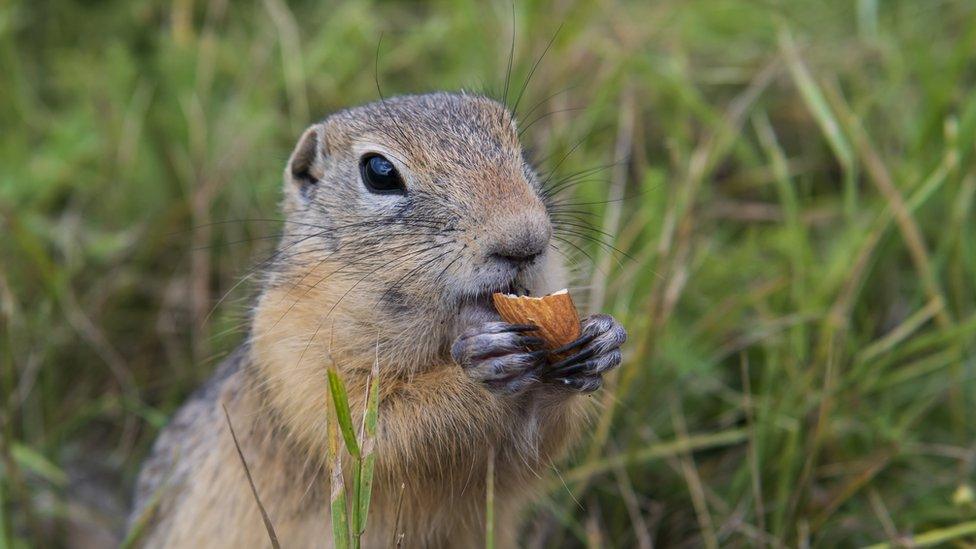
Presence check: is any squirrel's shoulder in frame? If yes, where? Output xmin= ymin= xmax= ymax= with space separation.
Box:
xmin=129 ymin=344 xmax=249 ymax=524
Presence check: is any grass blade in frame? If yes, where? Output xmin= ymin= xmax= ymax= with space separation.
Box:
xmin=326 ymin=386 xmax=350 ymax=549
xmin=864 ymin=520 xmax=976 ymax=548
xmin=10 ymin=444 xmax=67 ymax=486
xmin=356 ymin=351 xmax=381 ymax=537
xmin=557 ymin=429 xmax=747 ymax=487
xmin=778 ymin=26 xmax=857 ymax=218
xmin=328 ymin=368 xmax=361 ymax=459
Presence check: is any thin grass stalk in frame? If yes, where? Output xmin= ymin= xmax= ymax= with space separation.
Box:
xmin=351 ymin=460 xmax=361 ymax=549
xmin=739 ymin=354 xmax=767 ymax=538
xmin=670 ymin=400 xmax=718 ymax=549
xmin=753 ymin=110 xmax=809 ymax=365
xmin=390 ymin=482 xmax=406 ymax=547
xmin=222 ymin=405 xmax=281 ymax=549
xmin=119 ymin=482 xmax=166 ymax=549
xmin=587 ymin=84 xmax=635 ymax=315
xmin=0 ymin=479 xmax=8 ymax=549
xmin=485 ymin=447 xmax=495 ymax=549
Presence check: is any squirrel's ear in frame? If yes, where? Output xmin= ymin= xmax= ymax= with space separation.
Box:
xmin=284 ymin=123 xmax=327 ymax=201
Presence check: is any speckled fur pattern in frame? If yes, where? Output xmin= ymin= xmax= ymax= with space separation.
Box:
xmin=130 ymin=92 xmax=624 ymax=547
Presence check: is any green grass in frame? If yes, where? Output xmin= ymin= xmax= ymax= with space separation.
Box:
xmin=2 ymin=0 xmax=976 ymax=546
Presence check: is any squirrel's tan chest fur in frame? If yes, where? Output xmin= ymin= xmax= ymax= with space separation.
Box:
xmin=130 ymin=93 xmax=594 ymax=548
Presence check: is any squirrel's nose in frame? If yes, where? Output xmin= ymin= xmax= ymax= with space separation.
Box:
xmin=487 ymin=223 xmax=550 ymax=268
xmin=490 ymin=249 xmax=542 ymax=267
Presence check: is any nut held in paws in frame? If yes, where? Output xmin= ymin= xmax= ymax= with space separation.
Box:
xmin=491 ymin=289 xmax=582 ymax=349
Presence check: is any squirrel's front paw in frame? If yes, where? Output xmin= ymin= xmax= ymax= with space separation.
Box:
xmin=451 ymin=322 xmax=547 ymax=395
xmin=543 ymin=314 xmax=627 ymax=393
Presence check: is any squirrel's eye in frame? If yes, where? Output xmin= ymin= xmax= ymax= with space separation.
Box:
xmin=359 ymin=154 xmax=405 ymax=195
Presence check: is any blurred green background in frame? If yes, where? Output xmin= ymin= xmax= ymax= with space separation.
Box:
xmin=2 ymin=0 xmax=976 ymax=546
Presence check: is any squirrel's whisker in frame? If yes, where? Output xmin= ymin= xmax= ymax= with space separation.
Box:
xmin=293 ymin=243 xmax=450 ymax=369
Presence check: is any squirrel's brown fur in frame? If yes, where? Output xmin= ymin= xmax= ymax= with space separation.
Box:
xmin=130 ymin=93 xmax=590 ymax=547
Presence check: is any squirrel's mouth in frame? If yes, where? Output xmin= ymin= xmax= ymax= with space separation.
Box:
xmin=476 ymin=280 xmax=531 ymax=301
xmin=455 ymin=280 xmax=530 ymax=329
xmin=500 ymin=280 xmax=531 ymax=297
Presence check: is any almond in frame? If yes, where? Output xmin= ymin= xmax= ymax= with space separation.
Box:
xmin=491 ymin=289 xmax=581 ymax=350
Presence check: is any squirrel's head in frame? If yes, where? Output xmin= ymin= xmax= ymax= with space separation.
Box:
xmin=273 ymin=92 xmax=564 ymax=342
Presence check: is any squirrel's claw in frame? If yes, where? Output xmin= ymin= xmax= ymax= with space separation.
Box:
xmin=552 ymin=375 xmax=604 ymax=393
xmin=544 ymin=314 xmax=626 ymax=390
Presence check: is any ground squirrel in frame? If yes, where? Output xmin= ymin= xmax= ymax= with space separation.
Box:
xmin=130 ymin=92 xmax=627 ymax=547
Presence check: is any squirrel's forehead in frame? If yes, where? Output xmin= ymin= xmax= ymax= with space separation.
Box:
xmin=326 ymin=94 xmax=521 ymax=153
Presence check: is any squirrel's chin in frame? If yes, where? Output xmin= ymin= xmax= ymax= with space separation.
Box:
xmin=453 ymin=292 xmax=502 ymax=333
